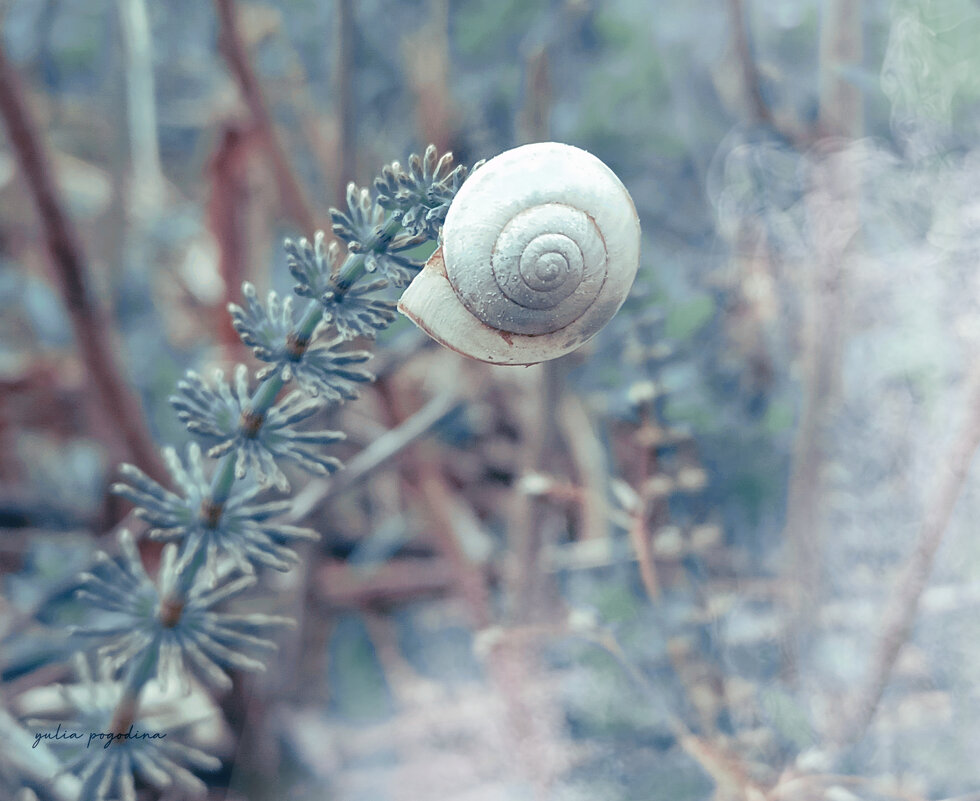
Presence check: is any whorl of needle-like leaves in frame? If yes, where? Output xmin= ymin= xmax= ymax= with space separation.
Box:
xmin=112 ymin=444 xmax=317 ymax=575
xmin=170 ymin=365 xmax=345 ymax=491
xmin=25 ymin=657 xmax=221 ymax=801
xmin=72 ymin=530 xmax=293 ymax=691
xmin=227 ymin=284 xmax=377 ymax=395
xmin=51 ymin=143 xmax=481 ymax=800
xmin=329 ymin=183 xmax=427 ymax=286
xmin=285 ymin=232 xmax=404 ymax=334
xmin=374 ymin=144 xmax=484 ymax=241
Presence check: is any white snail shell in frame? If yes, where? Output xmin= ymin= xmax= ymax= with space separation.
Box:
xmin=397 ymin=141 xmax=641 ymax=365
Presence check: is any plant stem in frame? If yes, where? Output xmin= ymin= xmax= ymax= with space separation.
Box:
xmin=173 ymin=541 xmax=209 ymax=599
xmin=213 ymin=0 xmax=318 ymax=234
xmin=107 ymin=640 xmax=159 ymax=736
xmin=783 ymin=144 xmax=862 ymax=670
xmin=209 ymin=455 xmax=239 ymax=508
xmin=248 ymin=373 xmax=287 ymax=420
xmin=0 ymin=38 xmax=168 ymax=487
xmin=727 ymin=0 xmax=775 ymax=128
xmin=113 ymin=243 xmax=387 ymax=725
xmin=842 ymin=365 xmax=980 ymax=741
xmin=101 ymin=124 xmax=412 ymax=753
xmin=204 ymin=249 xmax=370 ymax=506
xmin=818 ymin=0 xmax=863 ymax=138
xmin=196 ymin=232 xmax=392 ymax=560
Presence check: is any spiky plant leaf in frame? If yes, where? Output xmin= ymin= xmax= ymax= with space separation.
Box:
xmin=72 ymin=531 xmax=293 ymax=691
xmin=170 ymin=365 xmax=344 ymax=491
xmin=374 ymin=144 xmax=484 ymax=240
xmin=112 ymin=444 xmax=318 ymax=576
xmin=330 ymin=183 xmax=426 ymax=286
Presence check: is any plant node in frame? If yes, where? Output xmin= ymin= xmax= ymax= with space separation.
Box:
xmin=199 ymin=497 xmax=224 ymax=529
xmin=286 ymin=331 xmax=310 ymax=359
xmin=240 ymin=407 xmax=265 ymax=438
xmin=159 ymin=595 xmax=185 ymax=629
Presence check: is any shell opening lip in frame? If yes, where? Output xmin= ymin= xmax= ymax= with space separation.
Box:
xmin=397 ymin=247 xmax=615 ymax=366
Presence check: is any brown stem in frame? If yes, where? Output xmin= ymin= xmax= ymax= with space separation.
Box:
xmin=317 ymin=557 xmax=460 ymax=607
xmin=207 ymin=120 xmax=264 ymax=356
xmin=288 ymin=391 xmax=461 ymax=520
xmin=518 ymin=44 xmax=552 ymax=143
xmin=843 ymin=366 xmax=980 ymax=741
xmin=783 ymin=143 xmax=860 ymax=657
xmin=726 ymin=0 xmax=774 ymax=127
xmin=628 ymin=500 xmax=661 ymax=602
xmin=508 ymin=363 xmax=563 ymax=624
xmin=557 ymin=394 xmax=608 ymax=542
xmin=0 ymin=41 xmax=167 ymax=486
xmin=818 ymin=0 xmax=863 ymax=138
xmin=214 ymin=0 xmax=318 ymax=235
xmin=413 ymin=458 xmax=493 ymax=628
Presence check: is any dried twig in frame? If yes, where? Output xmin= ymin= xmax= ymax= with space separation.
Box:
xmin=411 ymin=450 xmax=493 ymax=628
xmin=213 ymin=0 xmax=317 ymax=234
xmin=506 ymin=364 xmax=560 ymax=623
xmin=0 ymin=40 xmax=167 ymax=485
xmin=586 ymin=629 xmax=765 ymax=800
xmin=207 ymin=120 xmax=264 ymax=353
xmin=818 ymin=0 xmax=863 ymax=138
xmin=289 ymin=390 xmax=462 ymax=520
xmin=317 ymin=557 xmax=459 ymax=607
xmin=726 ymin=0 xmax=774 ymax=128
xmin=627 ymin=498 xmax=661 ymax=601
xmin=518 ymin=44 xmax=551 ymax=143
xmin=843 ymin=366 xmax=980 ymax=741
xmin=373 ymin=379 xmax=493 ymax=628
xmin=783 ymin=143 xmax=861 ymax=652
xmin=557 ymin=394 xmax=609 ymax=542
xmin=401 ymin=0 xmax=453 ymax=154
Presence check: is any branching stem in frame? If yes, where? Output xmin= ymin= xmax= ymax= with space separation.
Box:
xmin=98 ymin=140 xmax=438 ymax=761
xmin=131 ymin=224 xmax=400 ymax=711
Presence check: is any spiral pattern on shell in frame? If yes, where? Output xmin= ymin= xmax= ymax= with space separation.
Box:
xmin=441 ymin=142 xmax=640 ymax=337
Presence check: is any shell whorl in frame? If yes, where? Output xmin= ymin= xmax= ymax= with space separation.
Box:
xmin=442 ymin=142 xmax=639 ymax=337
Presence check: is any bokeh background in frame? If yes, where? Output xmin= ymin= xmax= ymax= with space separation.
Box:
xmin=3 ymin=0 xmax=980 ymax=799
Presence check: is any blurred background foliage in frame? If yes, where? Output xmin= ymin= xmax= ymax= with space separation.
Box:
xmin=4 ymin=0 xmax=980 ymax=799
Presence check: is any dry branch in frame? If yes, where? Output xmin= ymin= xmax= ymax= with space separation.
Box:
xmin=843 ymin=366 xmax=980 ymax=740
xmin=819 ymin=0 xmax=863 ymax=138
xmin=207 ymin=120 xmax=264 ymax=353
xmin=726 ymin=0 xmax=774 ymax=128
xmin=0 ymin=40 xmax=167 ymax=486
xmin=214 ymin=0 xmax=318 ymax=235
xmin=289 ymin=390 xmax=462 ymax=520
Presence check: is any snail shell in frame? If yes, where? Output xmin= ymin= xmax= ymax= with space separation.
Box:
xmin=397 ymin=141 xmax=641 ymax=365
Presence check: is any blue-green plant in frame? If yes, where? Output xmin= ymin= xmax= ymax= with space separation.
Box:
xmin=23 ymin=145 xmax=480 ymax=801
